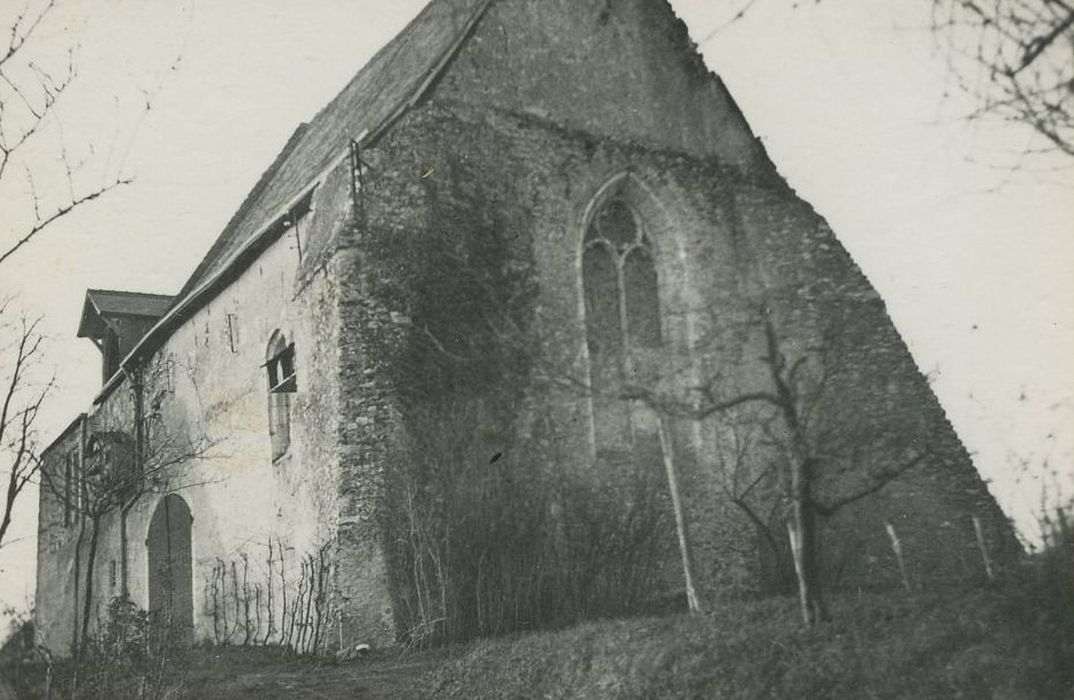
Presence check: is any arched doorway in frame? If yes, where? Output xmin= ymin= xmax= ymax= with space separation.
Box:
xmin=147 ymin=494 xmax=194 ymax=644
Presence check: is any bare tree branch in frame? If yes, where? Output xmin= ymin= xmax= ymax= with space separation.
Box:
xmin=814 ymin=449 xmax=932 ymax=517
xmin=0 ymin=178 xmax=131 ymax=268
xmin=0 ymin=0 xmax=186 ymax=271
xmin=0 ymin=307 xmax=50 ymax=549
xmin=934 ymin=0 xmax=1074 ymax=160
xmin=1 ymin=0 xmax=57 ymax=68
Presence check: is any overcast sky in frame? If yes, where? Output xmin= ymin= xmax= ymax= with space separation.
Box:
xmin=1 ymin=0 xmax=1071 ymax=629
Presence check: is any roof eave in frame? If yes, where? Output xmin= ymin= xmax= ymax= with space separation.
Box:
xmin=90 ymin=0 xmax=500 ymax=405
xmin=92 ymin=185 xmax=319 ymax=406
xmin=76 ymin=295 xmax=104 ymax=339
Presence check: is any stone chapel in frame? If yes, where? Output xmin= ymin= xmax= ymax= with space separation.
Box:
xmin=36 ymin=0 xmax=1016 ymax=654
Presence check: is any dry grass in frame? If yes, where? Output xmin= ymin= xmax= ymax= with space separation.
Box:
xmin=423 ymin=563 xmax=1074 ymax=699
xmin=6 ymin=554 xmax=1072 ymax=699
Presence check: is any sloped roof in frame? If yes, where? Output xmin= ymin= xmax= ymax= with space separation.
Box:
xmin=175 ymin=124 xmax=310 ymax=299
xmin=175 ymin=0 xmax=494 ymax=299
xmin=83 ymin=289 xmax=174 ymax=318
xmin=77 ymin=289 xmax=174 ymax=339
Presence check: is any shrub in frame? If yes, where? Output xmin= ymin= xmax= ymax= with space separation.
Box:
xmin=55 ymin=596 xmax=184 ymax=699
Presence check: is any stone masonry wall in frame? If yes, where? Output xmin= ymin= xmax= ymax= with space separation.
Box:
xmin=336 ymin=94 xmax=1015 ymax=618
xmin=438 ymin=0 xmax=770 ymax=173
xmin=35 ymin=424 xmax=84 ymax=653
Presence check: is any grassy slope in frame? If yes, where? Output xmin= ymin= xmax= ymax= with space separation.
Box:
xmin=7 ymin=565 xmax=1072 ymax=698
xmin=423 ymin=573 xmax=1074 ymax=699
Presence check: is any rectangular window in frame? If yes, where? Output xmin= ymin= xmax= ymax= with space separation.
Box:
xmin=226 ymin=314 xmax=240 ymax=353
xmin=109 ymin=560 xmax=117 ymax=590
xmin=62 ymin=448 xmax=82 ymax=526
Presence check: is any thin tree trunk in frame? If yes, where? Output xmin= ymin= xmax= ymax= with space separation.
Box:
xmin=72 ymin=417 xmax=87 ymax=655
xmin=122 ymin=365 xmax=144 ymax=600
xmin=119 ymin=499 xmax=138 ymax=599
xmin=972 ymin=515 xmax=996 ymax=581
xmin=41 ymin=647 xmax=52 ymax=700
xmin=0 ymin=470 xmax=18 ymax=547
xmin=788 ymin=458 xmax=827 ymax=626
xmin=656 ymin=413 xmax=702 ymax=613
xmin=885 ymin=522 xmax=912 ymax=592
xmin=787 ymin=520 xmax=809 ymax=621
xmin=71 ymin=521 xmax=85 ymax=654
xmin=80 ymin=515 xmax=102 ymax=654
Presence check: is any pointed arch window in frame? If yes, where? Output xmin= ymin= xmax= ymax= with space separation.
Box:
xmin=266 ymin=331 xmax=296 ymax=461
xmin=582 ymin=197 xmax=663 ymax=450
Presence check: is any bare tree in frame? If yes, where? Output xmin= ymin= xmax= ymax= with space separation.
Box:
xmin=414 ymin=223 xmax=939 ymax=626
xmin=705 ymin=0 xmax=1074 ymax=163
xmin=620 ymin=306 xmax=934 ymax=626
xmin=38 ymin=359 xmax=227 ymax=654
xmin=0 ymin=0 xmax=134 ymax=268
xmin=932 ymin=0 xmax=1074 ymax=160
xmin=708 ymin=402 xmax=792 ymax=590
xmin=0 ymin=0 xmax=180 ymax=572
xmin=0 ymin=303 xmax=51 ymax=549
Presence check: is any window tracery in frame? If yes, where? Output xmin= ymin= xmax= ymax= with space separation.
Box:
xmin=582 ymin=197 xmax=663 ymax=450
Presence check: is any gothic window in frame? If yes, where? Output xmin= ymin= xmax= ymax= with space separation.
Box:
xmin=266 ymin=332 xmax=296 ymax=461
xmin=582 ymin=197 xmax=663 ymax=450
